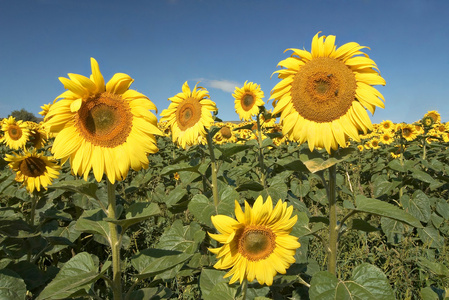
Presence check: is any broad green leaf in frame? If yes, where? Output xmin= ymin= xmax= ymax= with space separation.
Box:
xmin=156 ymin=220 xmax=205 ymax=254
xmin=160 ymin=162 xmax=201 ymax=175
xmin=199 ymin=268 xmax=229 ymax=298
xmin=435 ymin=198 xmax=449 ymax=220
xmin=217 ymin=144 xmax=252 ymax=160
xmin=188 ymin=188 xmax=235 ymax=228
xmin=302 ymin=148 xmax=355 ymax=173
xmin=400 ymin=191 xmax=431 ymax=223
xmin=236 ymin=181 xmax=264 ymax=192
xmin=75 ymin=209 xmax=110 ymax=241
xmin=126 ymin=287 xmax=172 ymax=300
xmin=48 ymin=180 xmax=98 ymax=200
xmin=131 ymin=248 xmax=193 ymax=279
xmin=354 ymin=195 xmax=422 ymax=228
xmin=105 ymin=202 xmax=161 ymax=230
xmin=417 ymin=225 xmax=444 ymax=249
xmin=420 ymin=287 xmax=440 ymax=300
xmin=351 ymin=219 xmax=380 ymax=232
xmin=276 ymin=158 xmax=309 ymax=173
xmin=373 ymin=175 xmax=401 ymax=198
xmin=310 ymin=263 xmax=394 ymax=300
xmin=7 ymin=261 xmax=48 ymax=291
xmin=411 ymin=169 xmax=443 ymax=190
xmin=164 ymin=185 xmax=188 ymax=208
xmin=37 ymin=252 xmax=104 ymax=300
xmin=41 ymin=221 xmax=81 ymax=255
xmin=207 ymin=283 xmax=237 ymax=300
xmin=291 ymin=179 xmax=310 ymax=198
xmin=380 ymin=217 xmax=405 ymax=244
xmin=417 ymin=257 xmax=449 ymax=278
xmin=0 ymin=269 xmax=27 ymax=300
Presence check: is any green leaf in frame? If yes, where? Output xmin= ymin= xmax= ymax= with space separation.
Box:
xmin=105 ymin=202 xmax=161 ymax=231
xmin=188 ymin=187 xmax=235 ymax=228
xmin=276 ymin=158 xmax=309 ymax=173
xmin=400 ymin=191 xmax=431 ymax=223
xmin=354 ymin=195 xmax=422 ymax=228
xmin=217 ymin=144 xmax=252 ymax=160
xmin=48 ymin=180 xmax=98 ymax=200
xmin=75 ymin=209 xmax=110 ymax=240
xmin=131 ymin=248 xmax=193 ymax=279
xmin=199 ymin=269 xmax=229 ymax=298
xmin=310 ymin=263 xmax=394 ymax=300
xmin=417 ymin=257 xmax=449 ymax=278
xmin=0 ymin=269 xmax=27 ymax=300
xmin=126 ymin=287 xmax=172 ymax=300
xmin=37 ymin=252 xmax=104 ymax=300
xmin=160 ymin=162 xmax=201 ymax=176
xmin=351 ymin=219 xmax=380 ymax=232
xmin=417 ymin=225 xmax=444 ymax=249
xmin=435 ymin=198 xmax=449 ymax=220
xmin=156 ymin=220 xmax=205 ymax=254
xmin=236 ymin=181 xmax=264 ymax=192
xmin=373 ymin=175 xmax=401 ymax=198
xmin=164 ymin=185 xmax=188 ymax=208
xmin=381 ymin=217 xmax=405 ymax=244
xmin=411 ymin=169 xmax=443 ymax=190
xmin=302 ymin=148 xmax=354 ymax=173
xmin=420 ymin=287 xmax=440 ymax=300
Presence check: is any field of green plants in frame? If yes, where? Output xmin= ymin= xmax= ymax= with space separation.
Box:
xmin=1 ymin=112 xmax=448 ymax=300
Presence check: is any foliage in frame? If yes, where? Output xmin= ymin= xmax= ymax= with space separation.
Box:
xmin=9 ymin=108 xmax=40 ymax=122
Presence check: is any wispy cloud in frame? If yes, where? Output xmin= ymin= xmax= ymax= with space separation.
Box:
xmin=199 ymin=79 xmax=242 ymax=93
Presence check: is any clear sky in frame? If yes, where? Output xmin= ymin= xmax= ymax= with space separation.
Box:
xmin=1 ymin=0 xmax=448 ymax=124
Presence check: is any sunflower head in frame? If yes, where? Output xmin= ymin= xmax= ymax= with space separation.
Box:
xmin=39 ymin=103 xmax=52 ymax=117
xmin=421 ymin=116 xmax=434 ymax=129
xmin=233 ymin=81 xmax=265 ymax=121
xmin=208 ymin=195 xmax=300 ymax=286
xmin=160 ymin=81 xmax=217 ymax=149
xmin=270 ymin=32 xmax=385 ymax=154
xmin=400 ymin=124 xmax=417 ymax=141
xmin=43 ymin=58 xmax=161 ymax=183
xmin=5 ymin=149 xmax=61 ymax=193
xmin=1 ymin=116 xmax=31 ymax=150
xmin=424 ymin=110 xmax=441 ymax=124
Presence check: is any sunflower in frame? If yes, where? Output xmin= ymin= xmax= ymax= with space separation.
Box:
xmin=208 ymin=195 xmax=300 ymax=286
xmin=270 ymin=32 xmax=385 ymax=153
xmin=380 ymin=120 xmax=394 ymax=132
xmin=357 ymin=144 xmax=364 ymax=152
xmin=233 ymin=81 xmax=265 ymax=121
xmin=380 ymin=132 xmax=394 ymax=145
xmin=400 ymin=124 xmax=417 ymax=141
xmin=214 ymin=125 xmax=237 ymax=145
xmin=39 ymin=103 xmax=52 ymax=117
xmin=1 ymin=116 xmax=31 ymax=150
xmin=424 ymin=110 xmax=441 ymax=124
xmin=160 ymin=81 xmax=217 ymax=148
xmin=260 ymin=109 xmax=277 ymax=128
xmin=44 ymin=58 xmax=161 ymax=183
xmin=5 ymin=149 xmax=60 ymax=193
xmin=370 ymin=138 xmax=380 ymax=149
xmin=27 ymin=121 xmax=48 ymax=149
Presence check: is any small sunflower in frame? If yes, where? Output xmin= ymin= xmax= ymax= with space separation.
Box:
xmin=400 ymin=124 xmax=417 ymax=141
xmin=214 ymin=125 xmax=237 ymax=145
xmin=370 ymin=138 xmax=380 ymax=149
xmin=233 ymin=81 xmax=265 ymax=121
xmin=27 ymin=121 xmax=48 ymax=149
xmin=270 ymin=32 xmax=385 ymax=153
xmin=424 ymin=110 xmax=441 ymax=124
xmin=44 ymin=58 xmax=161 ymax=183
xmin=357 ymin=144 xmax=364 ymax=151
xmin=208 ymin=195 xmax=300 ymax=286
xmin=380 ymin=132 xmax=394 ymax=145
xmin=260 ymin=109 xmax=277 ymax=128
xmin=39 ymin=103 xmax=52 ymax=117
xmin=5 ymin=149 xmax=61 ymax=193
xmin=1 ymin=116 xmax=31 ymax=150
xmin=160 ymin=81 xmax=217 ymax=148
xmin=380 ymin=120 xmax=394 ymax=132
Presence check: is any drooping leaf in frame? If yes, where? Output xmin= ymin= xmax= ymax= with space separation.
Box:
xmin=400 ymin=191 xmax=431 ymax=223
xmin=417 ymin=225 xmax=444 ymax=249
xmin=0 ymin=269 xmax=27 ymax=300
xmin=48 ymin=180 xmax=99 ymax=200
xmin=105 ymin=202 xmax=161 ymax=231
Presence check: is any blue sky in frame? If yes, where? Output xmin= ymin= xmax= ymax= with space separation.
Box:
xmin=1 ymin=0 xmax=448 ymax=124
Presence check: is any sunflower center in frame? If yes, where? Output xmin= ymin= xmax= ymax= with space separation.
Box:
xmin=19 ymin=157 xmax=47 ymax=177
xmin=176 ymin=97 xmax=202 ymax=131
xmin=220 ymin=126 xmax=232 ymax=139
xmin=238 ymin=226 xmax=276 ymax=261
xmin=402 ymin=128 xmax=411 ymax=137
xmin=290 ymin=57 xmax=357 ymax=123
xmin=76 ymin=92 xmax=133 ymax=148
xmin=241 ymin=94 xmax=255 ymax=111
xmin=8 ymin=125 xmax=22 ymax=140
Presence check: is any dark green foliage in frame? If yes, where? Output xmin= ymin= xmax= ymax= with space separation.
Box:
xmin=9 ymin=108 xmax=40 ymax=122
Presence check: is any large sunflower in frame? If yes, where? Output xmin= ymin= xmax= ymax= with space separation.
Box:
xmin=208 ymin=195 xmax=300 ymax=286
xmin=270 ymin=32 xmax=386 ymax=153
xmin=233 ymin=81 xmax=265 ymax=121
xmin=1 ymin=116 xmax=31 ymax=150
xmin=5 ymin=149 xmax=60 ymax=193
xmin=44 ymin=58 xmax=161 ymax=183
xmin=160 ymin=81 xmax=217 ymax=148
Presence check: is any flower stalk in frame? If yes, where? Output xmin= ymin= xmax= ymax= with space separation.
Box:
xmin=206 ymin=129 xmax=220 ymax=211
xmin=327 ymin=163 xmax=338 ymax=275
xmin=256 ymin=113 xmax=267 ymax=188
xmin=107 ymin=180 xmax=122 ymax=300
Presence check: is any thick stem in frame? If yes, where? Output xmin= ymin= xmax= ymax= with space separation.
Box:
xmin=205 ymin=129 xmax=219 ymax=211
xmin=256 ymin=114 xmax=267 ymax=188
xmin=327 ymin=164 xmax=338 ymax=275
xmin=29 ymin=194 xmax=37 ymax=227
xmin=240 ymin=278 xmax=248 ymax=300
xmin=107 ymin=180 xmax=122 ymax=300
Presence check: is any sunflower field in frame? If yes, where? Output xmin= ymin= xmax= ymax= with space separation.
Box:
xmin=1 ymin=33 xmax=449 ymax=300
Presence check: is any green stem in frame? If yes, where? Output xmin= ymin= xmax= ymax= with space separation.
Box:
xmin=240 ymin=278 xmax=248 ymax=300
xmin=107 ymin=180 xmax=122 ymax=300
xmin=205 ymin=129 xmax=219 ymax=211
xmin=256 ymin=114 xmax=266 ymax=188
xmin=328 ymin=164 xmax=338 ymax=276
xmin=399 ymin=137 xmax=405 ymax=199
xmin=29 ymin=194 xmax=37 ymax=227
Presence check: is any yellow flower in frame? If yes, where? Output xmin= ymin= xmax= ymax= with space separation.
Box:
xmin=270 ymin=32 xmax=385 ymax=153
xmin=380 ymin=131 xmax=394 ymax=145
xmin=160 ymin=81 xmax=217 ymax=149
xmin=27 ymin=121 xmax=48 ymax=149
xmin=208 ymin=195 xmax=300 ymax=286
xmin=400 ymin=124 xmax=417 ymax=141
xmin=357 ymin=144 xmax=364 ymax=151
xmin=424 ymin=110 xmax=441 ymax=124
xmin=260 ymin=109 xmax=277 ymax=128
xmin=5 ymin=149 xmax=60 ymax=193
xmin=214 ymin=125 xmax=237 ymax=145
xmin=1 ymin=116 xmax=31 ymax=150
xmin=370 ymin=137 xmax=380 ymax=149
xmin=44 ymin=58 xmax=161 ymax=183
xmin=39 ymin=103 xmax=52 ymax=117
xmin=233 ymin=81 xmax=265 ymax=121
xmin=380 ymin=120 xmax=394 ymax=132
